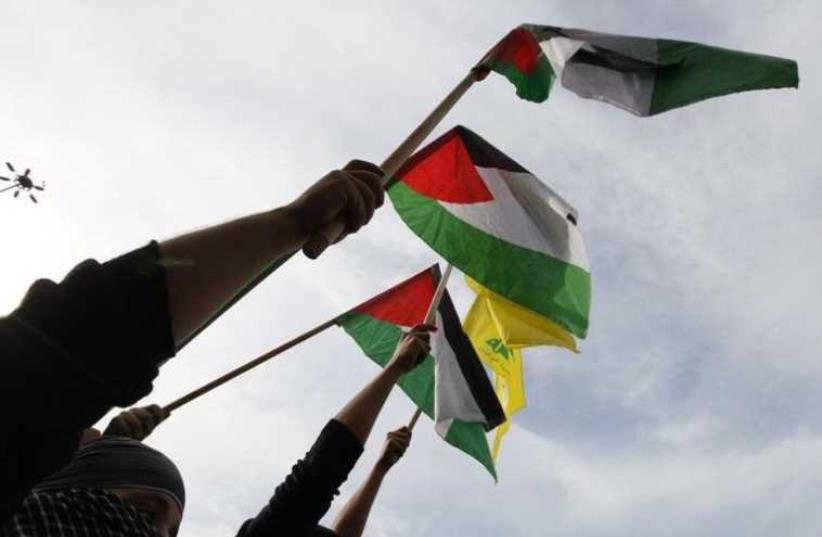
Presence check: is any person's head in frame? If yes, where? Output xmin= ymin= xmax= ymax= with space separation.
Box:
xmin=35 ymin=436 xmax=185 ymax=537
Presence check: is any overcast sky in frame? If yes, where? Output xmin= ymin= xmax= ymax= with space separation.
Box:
xmin=2 ymin=1 xmax=821 ymax=536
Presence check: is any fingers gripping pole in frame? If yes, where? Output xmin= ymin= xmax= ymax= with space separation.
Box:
xmin=302 ymin=71 xmax=480 ymax=259
xmin=407 ymin=263 xmax=453 ymax=431
xmin=178 ymin=71 xmax=480 ymax=351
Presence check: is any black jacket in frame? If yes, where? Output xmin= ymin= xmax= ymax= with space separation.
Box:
xmin=237 ymin=419 xmax=363 ymax=537
xmin=0 ymin=243 xmax=175 ymax=524
xmin=0 ymin=242 xmax=361 ymax=536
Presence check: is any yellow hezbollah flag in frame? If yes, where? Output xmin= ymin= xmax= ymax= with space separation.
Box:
xmin=464 ymin=277 xmax=578 ymax=353
xmin=490 ymin=366 xmax=522 ymax=459
xmin=464 ymin=296 xmax=526 ymax=460
xmin=464 ymin=277 xmax=578 ymax=459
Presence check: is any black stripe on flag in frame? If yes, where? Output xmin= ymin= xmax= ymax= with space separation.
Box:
xmin=455 ymin=126 xmax=530 ymax=174
xmin=437 ymin=291 xmax=506 ymax=431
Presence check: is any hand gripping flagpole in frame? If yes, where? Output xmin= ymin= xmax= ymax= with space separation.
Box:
xmin=406 ymin=263 xmax=453 ymax=431
xmin=301 ymin=70 xmax=483 ymax=259
xmin=180 ymin=69 xmax=484 ymax=350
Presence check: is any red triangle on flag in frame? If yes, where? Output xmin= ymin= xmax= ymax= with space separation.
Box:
xmin=396 ymin=129 xmax=495 ymax=204
xmin=482 ymin=26 xmax=544 ymax=74
xmin=350 ymin=265 xmax=439 ymax=327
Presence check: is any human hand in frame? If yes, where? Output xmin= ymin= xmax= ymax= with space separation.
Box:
xmin=288 ymin=159 xmax=384 ymax=248
xmin=78 ymin=428 xmax=102 ymax=447
xmin=377 ymin=426 xmax=412 ymax=471
xmin=386 ymin=324 xmax=434 ymax=375
xmin=103 ymin=404 xmax=168 ymax=441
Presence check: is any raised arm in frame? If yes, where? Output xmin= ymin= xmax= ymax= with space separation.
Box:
xmin=1 ymin=244 xmax=176 ymax=523
xmin=331 ymin=427 xmax=412 ymax=537
xmin=236 ymin=326 xmax=431 ymax=537
xmin=0 ymin=159 xmax=383 ymax=523
xmin=161 ymin=160 xmax=383 ymax=345
xmin=334 ymin=325 xmax=431 ymax=445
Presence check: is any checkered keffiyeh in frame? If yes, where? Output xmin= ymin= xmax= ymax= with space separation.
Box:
xmin=1 ymin=489 xmax=157 ymax=537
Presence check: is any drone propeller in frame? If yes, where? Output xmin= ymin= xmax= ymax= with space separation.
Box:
xmin=0 ymin=176 xmax=10 ymax=181
xmin=23 ymin=169 xmax=30 ymax=177
xmin=6 ymin=162 xmax=15 ymax=172
xmin=34 ymin=185 xmax=45 ymax=191
xmin=14 ymin=190 xmax=20 ymax=198
xmin=29 ymin=194 xmax=38 ymax=203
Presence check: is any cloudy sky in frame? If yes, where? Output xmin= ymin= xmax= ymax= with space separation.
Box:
xmin=2 ymin=1 xmax=821 ymax=535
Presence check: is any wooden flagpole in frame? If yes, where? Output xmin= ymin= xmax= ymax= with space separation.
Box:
xmin=164 ymin=317 xmax=337 ymax=413
xmin=302 ymin=70 xmax=482 ymax=259
xmin=406 ymin=263 xmax=453 ymax=430
xmin=164 ymin=264 xmax=453 ymax=414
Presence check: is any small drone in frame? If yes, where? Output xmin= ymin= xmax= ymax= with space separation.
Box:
xmin=0 ymin=162 xmax=45 ymax=203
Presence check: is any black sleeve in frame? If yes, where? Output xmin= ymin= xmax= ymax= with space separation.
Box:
xmin=0 ymin=242 xmax=176 ymax=524
xmin=236 ymin=419 xmax=364 ymax=537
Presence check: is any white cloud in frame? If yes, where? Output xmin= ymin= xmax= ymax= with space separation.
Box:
xmin=493 ymin=426 xmax=822 ymax=536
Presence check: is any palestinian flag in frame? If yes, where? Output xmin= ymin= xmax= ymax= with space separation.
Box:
xmin=388 ymin=126 xmax=591 ymax=339
xmin=336 ymin=265 xmax=505 ymax=478
xmin=478 ymin=24 xmax=798 ymax=115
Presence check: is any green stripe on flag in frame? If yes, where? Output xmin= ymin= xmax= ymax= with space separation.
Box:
xmin=487 ymin=57 xmax=555 ymax=103
xmin=445 ymin=419 xmax=497 ymax=480
xmin=650 ymin=39 xmax=800 ymax=114
xmin=388 ymin=181 xmax=590 ymax=338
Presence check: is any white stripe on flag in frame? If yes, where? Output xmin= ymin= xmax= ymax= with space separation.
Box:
xmin=438 ymin=166 xmax=590 ymax=271
xmin=537 ymin=31 xmax=658 ymax=116
xmin=432 ymin=311 xmax=487 ymax=437
xmin=542 ymin=36 xmax=585 ymax=75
